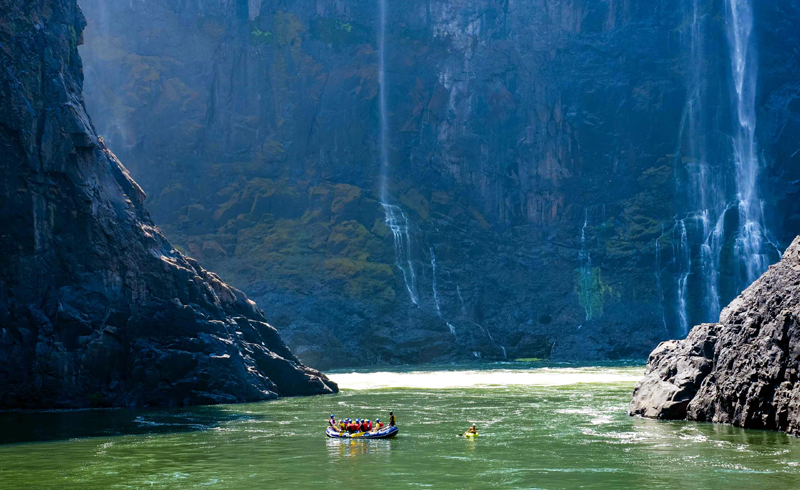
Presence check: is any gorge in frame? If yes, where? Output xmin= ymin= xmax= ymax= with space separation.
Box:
xmin=5 ymin=0 xmax=800 ymax=486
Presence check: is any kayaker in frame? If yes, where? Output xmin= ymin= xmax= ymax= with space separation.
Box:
xmin=465 ymin=424 xmax=477 ymax=434
xmin=389 ymin=411 xmax=396 ymax=427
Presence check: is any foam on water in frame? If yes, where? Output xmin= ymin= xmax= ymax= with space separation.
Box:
xmin=330 ymin=367 xmax=643 ymax=390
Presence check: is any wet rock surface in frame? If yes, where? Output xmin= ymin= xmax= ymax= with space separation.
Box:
xmin=630 ymin=237 xmax=800 ymax=434
xmin=0 ymin=0 xmax=336 ymax=409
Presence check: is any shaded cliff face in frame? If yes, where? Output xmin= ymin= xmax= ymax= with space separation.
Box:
xmin=0 ymin=0 xmax=336 ymax=408
xmin=629 ymin=236 xmax=800 ymax=435
xmin=78 ymin=0 xmax=800 ymax=368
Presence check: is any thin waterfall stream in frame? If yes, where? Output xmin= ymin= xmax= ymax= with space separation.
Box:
xmin=377 ymin=0 xmax=419 ymax=306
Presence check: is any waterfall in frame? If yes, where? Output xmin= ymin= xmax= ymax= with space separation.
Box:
xmin=430 ymin=247 xmax=442 ymax=317
xmin=447 ymin=322 xmax=457 ymax=339
xmin=457 ymin=286 xmax=467 ymax=316
xmin=654 ymin=237 xmax=668 ymax=334
xmin=672 ymin=0 xmax=726 ymax=331
xmin=376 ymin=0 xmax=420 ymax=305
xmin=431 ymin=248 xmax=459 ymax=340
xmin=661 ymin=0 xmax=779 ymax=337
xmin=578 ymin=209 xmax=594 ymax=321
xmin=725 ymin=0 xmax=773 ymax=285
xmin=378 ymin=0 xmax=389 ymax=202
xmin=677 ymin=221 xmax=691 ymax=335
xmin=701 ymin=210 xmax=724 ymax=319
xmin=383 ymin=203 xmax=418 ymax=305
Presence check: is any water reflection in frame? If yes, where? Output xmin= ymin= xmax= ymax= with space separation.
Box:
xmin=0 ymin=406 xmax=263 ymax=445
xmin=326 ymin=438 xmax=395 ymax=459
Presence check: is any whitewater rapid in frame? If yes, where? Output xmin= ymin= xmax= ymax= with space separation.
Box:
xmin=330 ymin=367 xmax=644 ymax=390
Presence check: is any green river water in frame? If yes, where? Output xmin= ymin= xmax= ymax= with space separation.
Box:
xmin=1 ymin=363 xmax=799 ymax=489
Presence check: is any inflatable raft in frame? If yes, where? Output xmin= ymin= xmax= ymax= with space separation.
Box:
xmin=326 ymin=426 xmax=399 ymax=439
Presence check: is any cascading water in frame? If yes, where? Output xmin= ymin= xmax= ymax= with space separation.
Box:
xmin=457 ymin=286 xmax=467 ymax=316
xmin=428 ymin=249 xmax=463 ymax=342
xmin=725 ymin=0 xmax=775 ymax=285
xmin=383 ymin=203 xmax=418 ymax=305
xmin=430 ymin=247 xmax=442 ymax=317
xmin=658 ymin=0 xmax=779 ymax=338
xmin=378 ymin=0 xmax=389 ymax=203
xmin=668 ymin=0 xmax=727 ymax=333
xmin=654 ymin=236 xmax=669 ymax=334
xmin=677 ymin=221 xmax=691 ymax=335
xmin=376 ymin=0 xmax=419 ymax=305
xmin=578 ymin=209 xmax=594 ymax=321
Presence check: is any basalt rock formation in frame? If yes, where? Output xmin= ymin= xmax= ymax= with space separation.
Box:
xmin=630 ymin=236 xmax=800 ymax=434
xmin=0 ymin=0 xmax=336 ymax=409
xmin=77 ymin=0 xmax=800 ymax=368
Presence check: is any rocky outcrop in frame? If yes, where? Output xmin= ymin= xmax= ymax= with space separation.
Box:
xmin=0 ymin=0 xmax=336 ymax=409
xmin=630 ymin=236 xmax=800 ymax=434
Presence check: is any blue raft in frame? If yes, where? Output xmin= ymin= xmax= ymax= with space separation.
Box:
xmin=326 ymin=426 xmax=399 ymax=439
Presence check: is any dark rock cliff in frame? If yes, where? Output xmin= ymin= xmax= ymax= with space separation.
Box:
xmin=77 ymin=0 xmax=800 ymax=368
xmin=0 ymin=0 xmax=336 ymax=409
xmin=630 ymin=236 xmax=800 ymax=434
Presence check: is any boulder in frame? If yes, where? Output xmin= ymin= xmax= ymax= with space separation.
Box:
xmin=630 ymin=237 xmax=800 ymax=434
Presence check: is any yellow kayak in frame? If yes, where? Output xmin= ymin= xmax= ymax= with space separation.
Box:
xmin=464 ymin=432 xmax=479 ymax=438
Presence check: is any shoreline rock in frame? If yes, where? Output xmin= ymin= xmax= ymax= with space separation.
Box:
xmin=630 ymin=236 xmax=800 ymax=434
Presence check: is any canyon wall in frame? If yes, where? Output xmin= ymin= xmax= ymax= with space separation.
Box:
xmin=0 ymin=0 xmax=336 ymax=408
xmin=78 ymin=0 xmax=800 ymax=368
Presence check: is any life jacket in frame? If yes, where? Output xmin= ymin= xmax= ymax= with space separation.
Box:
xmin=367 ymin=422 xmax=373 ymax=431
xmin=378 ymin=422 xmax=384 ymax=428
xmin=360 ymin=422 xmax=368 ymax=431
xmin=389 ymin=415 xmax=396 ymax=426
xmin=329 ymin=419 xmax=336 ymax=427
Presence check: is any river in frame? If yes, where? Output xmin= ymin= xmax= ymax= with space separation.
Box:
xmin=1 ymin=363 xmax=799 ymax=489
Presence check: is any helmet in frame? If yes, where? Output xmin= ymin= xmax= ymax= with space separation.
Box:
xmin=389 ymin=411 xmax=393 ymax=414
xmin=367 ymin=420 xmax=370 ymax=423
xmin=330 ymin=414 xmax=335 ymax=418
xmin=376 ymin=419 xmax=380 ymax=422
